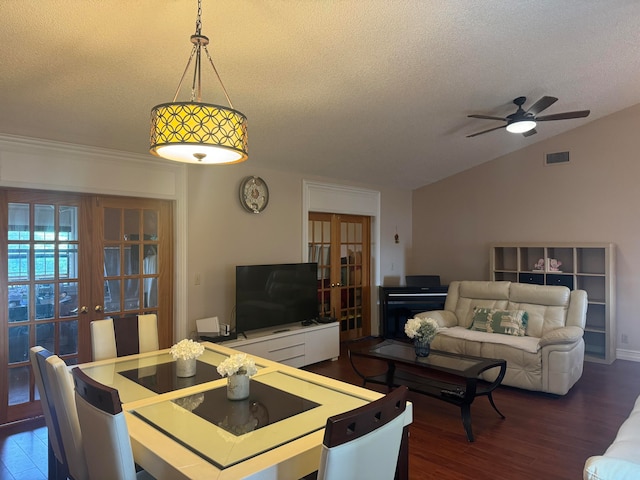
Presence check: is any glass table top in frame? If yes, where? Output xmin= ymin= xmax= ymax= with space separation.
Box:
xmin=119 ymin=359 xmax=222 ymax=394
xmin=353 ymin=340 xmax=505 ymax=377
xmin=80 ymin=346 xmax=262 ymax=403
xmin=130 ymin=370 xmax=370 ymax=469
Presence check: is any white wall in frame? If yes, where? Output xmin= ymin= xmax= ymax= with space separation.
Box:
xmin=186 ymin=163 xmax=413 ymax=337
xmin=411 ymin=103 xmax=640 ymax=361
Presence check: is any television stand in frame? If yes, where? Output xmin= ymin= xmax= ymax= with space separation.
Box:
xmin=220 ymin=321 xmax=339 ymax=367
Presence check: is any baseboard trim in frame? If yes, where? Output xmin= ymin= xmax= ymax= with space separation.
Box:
xmin=616 ymin=348 xmax=640 ymax=362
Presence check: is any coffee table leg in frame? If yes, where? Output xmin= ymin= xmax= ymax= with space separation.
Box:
xmin=385 ymin=361 xmax=396 ymax=392
xmin=488 ymin=392 xmax=506 ymax=418
xmin=460 ymin=404 xmax=474 ymax=442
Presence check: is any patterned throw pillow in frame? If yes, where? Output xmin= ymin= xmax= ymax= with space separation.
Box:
xmin=470 ymin=307 xmax=528 ymax=336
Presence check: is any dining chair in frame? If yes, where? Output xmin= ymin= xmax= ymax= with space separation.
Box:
xmin=316 ymin=385 xmax=409 ymax=480
xmin=71 ymin=367 xmax=155 ymax=480
xmin=90 ymin=318 xmax=118 ymax=361
xmin=44 ymin=351 xmax=90 ymax=480
xmin=137 ymin=313 xmax=159 ymax=353
xmin=30 ymin=346 xmax=69 ymax=480
xmin=91 ymin=314 xmax=159 ymax=361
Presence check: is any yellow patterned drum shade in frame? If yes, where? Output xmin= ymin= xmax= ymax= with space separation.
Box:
xmin=150 ymin=102 xmax=248 ymax=164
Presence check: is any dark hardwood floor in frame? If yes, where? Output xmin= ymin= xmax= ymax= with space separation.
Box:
xmin=1 ymin=338 xmax=638 ymax=480
xmin=305 ymin=338 xmax=640 ymax=480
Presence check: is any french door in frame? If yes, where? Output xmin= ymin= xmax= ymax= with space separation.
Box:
xmin=308 ymin=213 xmax=371 ymax=342
xmin=1 ymin=189 xmax=173 ymax=424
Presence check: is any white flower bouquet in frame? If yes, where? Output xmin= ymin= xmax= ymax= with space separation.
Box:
xmin=217 ymin=353 xmax=258 ymax=378
xmin=170 ymin=339 xmax=205 ymax=360
xmin=404 ymin=317 xmax=439 ymax=343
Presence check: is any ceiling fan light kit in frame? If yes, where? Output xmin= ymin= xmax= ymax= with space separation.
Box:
xmin=506 ymin=119 xmax=536 ymax=134
xmin=149 ymin=0 xmax=248 ymax=164
xmin=467 ymin=96 xmax=590 ymax=138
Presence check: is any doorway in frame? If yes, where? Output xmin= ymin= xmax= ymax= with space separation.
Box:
xmin=1 ymin=189 xmax=173 ymax=424
xmin=309 ymin=212 xmax=371 ymax=341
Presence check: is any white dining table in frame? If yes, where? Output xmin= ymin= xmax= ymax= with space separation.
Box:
xmin=76 ymin=341 xmax=413 ymax=480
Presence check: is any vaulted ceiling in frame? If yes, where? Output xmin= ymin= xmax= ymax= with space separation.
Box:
xmin=2 ymin=1 xmax=640 ymax=189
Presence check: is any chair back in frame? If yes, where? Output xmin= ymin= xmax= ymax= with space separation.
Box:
xmin=44 ymin=352 xmax=89 ymax=480
xmin=91 ymin=318 xmax=118 ymax=361
xmin=137 ymin=313 xmax=159 ymax=353
xmin=317 ymin=386 xmax=409 ymax=480
xmin=30 ymin=347 xmax=68 ymax=478
xmin=72 ymin=366 xmax=139 ymax=480
xmin=91 ymin=315 xmax=159 ymax=361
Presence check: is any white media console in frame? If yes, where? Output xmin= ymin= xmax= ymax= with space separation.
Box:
xmin=221 ymin=321 xmax=340 ymax=368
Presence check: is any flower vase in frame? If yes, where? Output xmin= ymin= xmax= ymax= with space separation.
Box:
xmin=227 ymin=373 xmax=250 ymax=401
xmin=414 ymin=339 xmax=431 ymax=357
xmin=176 ymin=357 xmax=197 ymax=377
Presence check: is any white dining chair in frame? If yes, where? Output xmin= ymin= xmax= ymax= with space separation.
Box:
xmin=43 ymin=350 xmax=90 ymax=480
xmin=316 ymin=386 xmax=409 ymax=480
xmin=30 ymin=346 xmax=69 ymax=480
xmin=91 ymin=315 xmax=159 ymax=361
xmin=71 ymin=366 xmax=155 ymax=480
xmin=137 ymin=313 xmax=159 ymax=353
xmin=90 ymin=318 xmax=118 ymax=361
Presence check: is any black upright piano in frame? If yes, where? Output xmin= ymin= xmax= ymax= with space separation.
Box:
xmin=379 ymin=281 xmax=448 ymax=339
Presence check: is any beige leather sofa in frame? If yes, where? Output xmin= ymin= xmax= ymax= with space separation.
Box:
xmin=416 ymin=280 xmax=587 ymax=395
xmin=583 ymin=394 xmax=640 ymax=479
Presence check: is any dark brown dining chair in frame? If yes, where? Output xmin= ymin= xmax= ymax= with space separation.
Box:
xmin=316 ymin=385 xmax=410 ymax=480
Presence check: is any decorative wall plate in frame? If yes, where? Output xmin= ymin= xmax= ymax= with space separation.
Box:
xmin=239 ymin=176 xmax=269 ymax=213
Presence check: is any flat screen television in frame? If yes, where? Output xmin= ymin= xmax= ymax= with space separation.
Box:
xmin=235 ymin=262 xmax=319 ymax=334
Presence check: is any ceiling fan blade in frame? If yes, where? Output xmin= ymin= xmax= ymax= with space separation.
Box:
xmin=466 ymin=125 xmax=508 ymax=138
xmin=468 ymin=114 xmax=507 ymax=121
xmin=522 ymin=128 xmax=537 ymax=137
xmin=526 ymin=96 xmax=558 ymax=116
xmin=536 ymin=110 xmax=591 ymax=121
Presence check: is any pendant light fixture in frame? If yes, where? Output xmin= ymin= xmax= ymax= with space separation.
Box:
xmin=150 ymin=0 xmax=248 ymax=164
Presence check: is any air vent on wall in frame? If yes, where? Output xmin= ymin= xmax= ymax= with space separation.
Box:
xmin=545 ymin=151 xmax=570 ymax=165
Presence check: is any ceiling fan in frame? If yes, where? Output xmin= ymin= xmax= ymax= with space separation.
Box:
xmin=467 ymin=96 xmax=590 ymax=138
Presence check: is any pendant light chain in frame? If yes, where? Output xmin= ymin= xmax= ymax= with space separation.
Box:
xmin=149 ymin=0 xmax=248 ymax=164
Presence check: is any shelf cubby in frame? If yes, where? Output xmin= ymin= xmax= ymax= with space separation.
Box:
xmin=490 ymin=243 xmax=615 ymax=364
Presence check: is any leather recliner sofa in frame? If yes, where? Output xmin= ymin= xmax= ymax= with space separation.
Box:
xmin=417 ymin=280 xmax=587 ymax=395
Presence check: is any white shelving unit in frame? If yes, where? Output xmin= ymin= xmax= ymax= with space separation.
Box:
xmin=222 ymin=322 xmax=340 ymax=368
xmin=490 ymin=243 xmax=616 ymax=364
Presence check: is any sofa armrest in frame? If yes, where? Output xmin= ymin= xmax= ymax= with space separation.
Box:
xmin=539 ymin=326 xmax=583 ymax=347
xmin=584 ymin=456 xmax=640 ymax=480
xmin=415 ymin=310 xmax=458 ymax=328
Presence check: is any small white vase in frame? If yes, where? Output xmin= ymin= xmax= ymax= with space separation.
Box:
xmin=176 ymin=357 xmax=197 ymax=377
xmin=227 ymin=373 xmax=250 ymax=400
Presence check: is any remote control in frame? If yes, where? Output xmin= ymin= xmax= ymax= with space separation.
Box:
xmin=441 ymin=388 xmax=465 ymax=398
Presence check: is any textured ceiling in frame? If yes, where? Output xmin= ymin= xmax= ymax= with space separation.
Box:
xmin=2 ymin=1 xmax=640 ymax=189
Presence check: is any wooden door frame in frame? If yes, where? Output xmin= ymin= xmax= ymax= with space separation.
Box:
xmin=302 ymin=181 xmax=381 ymax=334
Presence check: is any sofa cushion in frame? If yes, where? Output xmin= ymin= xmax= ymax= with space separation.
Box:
xmin=584 ymin=395 xmax=640 ymax=480
xmin=435 ymin=326 xmax=540 ymax=354
xmin=470 ymin=308 xmax=528 ymax=336
xmin=507 ymin=302 xmax=567 ymax=338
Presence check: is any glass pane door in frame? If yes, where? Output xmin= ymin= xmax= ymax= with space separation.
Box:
xmin=3 ymin=194 xmax=85 ymax=422
xmin=1 ymin=191 xmax=174 ymax=425
xmin=308 ymin=213 xmax=370 ymax=342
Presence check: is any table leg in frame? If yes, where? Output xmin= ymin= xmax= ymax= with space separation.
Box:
xmin=488 ymin=392 xmax=506 ymax=418
xmin=385 ymin=361 xmax=396 ymax=392
xmin=460 ymin=404 xmax=474 ymax=442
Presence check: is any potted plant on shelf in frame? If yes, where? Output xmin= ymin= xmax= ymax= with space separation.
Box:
xmin=404 ymin=317 xmax=439 ymax=357
xmin=170 ymin=339 xmax=205 ymax=377
xmin=217 ymin=353 xmax=258 ymax=400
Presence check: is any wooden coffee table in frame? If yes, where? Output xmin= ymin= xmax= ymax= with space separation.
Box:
xmin=349 ymin=339 xmax=506 ymax=442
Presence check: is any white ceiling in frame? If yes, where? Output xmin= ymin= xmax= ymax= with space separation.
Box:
xmin=2 ymin=1 xmax=640 ymax=190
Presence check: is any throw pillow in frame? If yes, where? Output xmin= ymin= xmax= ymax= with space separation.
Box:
xmin=470 ymin=307 xmax=528 ymax=336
